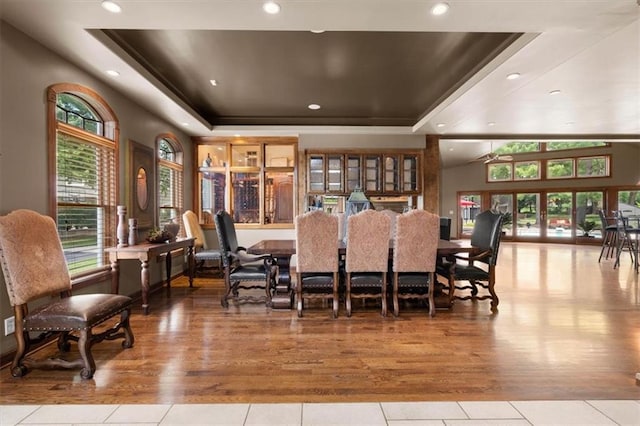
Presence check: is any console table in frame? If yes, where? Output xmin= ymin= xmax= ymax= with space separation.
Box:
xmin=106 ymin=238 xmax=195 ymax=314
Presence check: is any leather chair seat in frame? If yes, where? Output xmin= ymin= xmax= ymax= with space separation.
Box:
xmin=300 ymin=273 xmax=335 ymax=289
xmin=194 ymin=249 xmax=222 ymax=262
xmin=25 ymin=294 xmax=132 ymax=331
xmin=349 ymin=273 xmax=385 ymax=287
xmin=396 ymin=272 xmax=432 ymax=287
xmin=230 ymin=264 xmax=272 ymax=281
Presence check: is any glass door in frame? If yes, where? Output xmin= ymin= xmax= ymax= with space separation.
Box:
xmin=459 ymin=193 xmax=481 ymax=237
xmin=545 ymin=192 xmax=573 ymax=240
xmin=490 ymin=193 xmax=513 ymax=237
xmin=516 ymin=193 xmax=542 ymax=238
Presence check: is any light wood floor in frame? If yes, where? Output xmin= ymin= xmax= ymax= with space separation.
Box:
xmin=1 ymin=242 xmax=639 ymax=404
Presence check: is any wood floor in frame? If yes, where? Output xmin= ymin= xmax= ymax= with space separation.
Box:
xmin=1 ymin=242 xmax=639 ymax=404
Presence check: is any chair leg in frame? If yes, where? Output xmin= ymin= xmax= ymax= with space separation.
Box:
xmin=380 ymin=273 xmax=387 ymax=317
xmin=427 ymin=272 xmax=435 ymax=317
xmin=392 ymin=272 xmax=399 ymax=317
xmin=78 ymin=329 xmax=96 ymax=380
xmin=296 ymin=273 xmax=303 ymax=318
xmin=346 ymin=272 xmax=352 ymax=317
xmin=10 ymin=329 xmax=28 ymax=378
xmin=332 ymin=272 xmax=339 ymax=318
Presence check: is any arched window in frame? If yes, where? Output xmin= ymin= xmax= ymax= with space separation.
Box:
xmin=157 ymin=134 xmax=184 ymax=234
xmin=48 ymin=83 xmax=119 ymax=277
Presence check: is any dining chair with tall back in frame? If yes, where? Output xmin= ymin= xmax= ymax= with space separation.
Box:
xmin=345 ymin=209 xmax=391 ymax=317
xmin=380 ymin=209 xmax=399 ymax=240
xmin=613 ymin=211 xmax=639 ymax=272
xmin=295 ymin=210 xmax=340 ymax=318
xmin=597 ymin=209 xmax=617 ymax=262
xmin=392 ymin=209 xmax=440 ymax=317
xmin=437 ymin=210 xmax=504 ymax=312
xmin=183 ymin=209 xmax=222 ymax=276
xmin=214 ymin=210 xmax=277 ymax=308
xmin=0 ymin=209 xmax=134 ymax=379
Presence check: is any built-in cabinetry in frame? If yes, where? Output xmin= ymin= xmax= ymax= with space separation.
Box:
xmin=306 ymin=150 xmax=422 ymax=196
xmin=193 ymin=137 xmax=297 ymax=227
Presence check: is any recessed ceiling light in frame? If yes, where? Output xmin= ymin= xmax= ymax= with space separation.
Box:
xmin=436 ymin=123 xmax=446 ymax=128
xmin=181 ymin=122 xmax=189 ymax=126
xmin=308 ymin=103 xmax=321 ymax=110
xmin=263 ymin=1 xmax=281 ymax=14
xmin=487 ymin=122 xmax=496 ymax=126
xmin=506 ymin=72 xmax=521 ymax=80
xmin=431 ymin=2 xmax=450 ymax=16
xmin=448 ymin=148 xmax=454 ymax=152
xmin=549 ymin=89 xmax=561 ymax=95
xmin=101 ymin=0 xmax=122 ymax=13
xmin=209 ymin=79 xmax=218 ymax=87
xmin=310 ymin=30 xmax=325 ymax=34
xmin=105 ymin=70 xmax=120 ymax=77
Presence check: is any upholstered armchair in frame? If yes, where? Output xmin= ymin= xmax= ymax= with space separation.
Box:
xmin=0 ymin=209 xmax=134 ymax=379
xmin=436 ymin=210 xmax=504 ymax=312
xmin=295 ymin=210 xmax=340 ymax=318
xmin=392 ymin=209 xmax=440 ymax=317
xmin=214 ymin=210 xmax=277 ymax=308
xmin=345 ymin=209 xmax=391 ymax=316
xmin=183 ymin=210 xmax=222 ymax=276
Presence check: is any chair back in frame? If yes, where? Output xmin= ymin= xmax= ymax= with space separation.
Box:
xmin=0 ymin=209 xmax=71 ymax=306
xmin=393 ymin=209 xmax=440 ymax=273
xmin=598 ymin=209 xmax=609 ymax=230
xmin=345 ymin=209 xmax=391 ymax=273
xmin=183 ymin=210 xmax=208 ymax=250
xmin=380 ymin=209 xmax=398 ymax=240
xmin=470 ymin=210 xmax=504 ymax=266
xmin=439 ymin=217 xmax=452 ymax=241
xmin=295 ymin=210 xmax=339 ymax=273
xmin=214 ymin=210 xmax=241 ymax=268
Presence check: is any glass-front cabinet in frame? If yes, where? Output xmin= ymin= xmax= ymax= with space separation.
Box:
xmin=306 ymin=150 xmax=422 ymax=196
xmin=194 ymin=137 xmax=297 ymax=227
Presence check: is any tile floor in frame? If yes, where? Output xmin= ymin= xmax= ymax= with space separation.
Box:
xmin=1 ymin=400 xmax=639 ymax=425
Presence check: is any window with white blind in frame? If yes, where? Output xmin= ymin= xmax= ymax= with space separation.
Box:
xmin=48 ymin=84 xmax=119 ymax=278
xmin=157 ymin=135 xmax=184 ymax=233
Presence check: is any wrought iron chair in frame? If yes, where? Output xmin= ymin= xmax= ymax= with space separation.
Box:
xmin=597 ymin=209 xmax=617 ymax=262
xmin=613 ymin=211 xmax=639 ymax=272
xmin=183 ymin=210 xmax=222 ymax=276
xmin=345 ymin=209 xmax=391 ymax=317
xmin=392 ymin=209 xmax=440 ymax=317
xmin=0 ymin=209 xmax=134 ymax=379
xmin=295 ymin=210 xmax=340 ymax=318
xmin=437 ymin=210 xmax=504 ymax=312
xmin=214 ymin=210 xmax=276 ymax=308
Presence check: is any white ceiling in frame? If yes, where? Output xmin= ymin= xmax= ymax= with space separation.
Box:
xmin=1 ymin=0 xmax=639 ymax=167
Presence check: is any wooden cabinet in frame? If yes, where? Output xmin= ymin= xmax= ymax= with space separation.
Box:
xmin=306 ymin=150 xmax=422 ymax=195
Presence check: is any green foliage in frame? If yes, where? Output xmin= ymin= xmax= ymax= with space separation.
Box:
xmin=57 ymin=134 xmax=98 ymax=189
xmin=578 ymin=220 xmax=597 ymax=237
xmin=514 ymin=161 xmax=539 ymax=179
xmin=489 ymin=164 xmax=511 ymax=180
xmin=547 ymin=159 xmax=573 ymax=178
xmin=547 ymin=141 xmax=606 ymax=151
xmin=495 ymin=142 xmax=540 ymax=154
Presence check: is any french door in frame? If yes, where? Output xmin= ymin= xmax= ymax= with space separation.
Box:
xmin=461 ymin=190 xmax=607 ymax=243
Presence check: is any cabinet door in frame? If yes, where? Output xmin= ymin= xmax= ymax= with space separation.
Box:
xmin=231 ymin=172 xmax=260 ymax=223
xmin=199 ymin=169 xmax=226 ymax=225
xmin=326 ymin=154 xmax=344 ymax=193
xmin=383 ymin=155 xmax=399 ymax=192
xmin=401 ymin=154 xmax=419 ymax=192
xmin=364 ymin=155 xmax=381 ymax=193
xmin=308 ymin=154 xmax=325 ymax=193
xmin=346 ymin=155 xmax=362 ymax=192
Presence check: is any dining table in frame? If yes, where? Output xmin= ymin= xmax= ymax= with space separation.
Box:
xmin=247 ymin=238 xmax=481 ymax=309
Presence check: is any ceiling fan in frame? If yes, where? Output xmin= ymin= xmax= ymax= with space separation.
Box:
xmin=473 ymin=141 xmax=514 ymax=163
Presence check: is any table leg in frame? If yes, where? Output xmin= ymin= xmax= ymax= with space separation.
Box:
xmin=140 ymin=259 xmax=150 ymax=315
xmin=165 ymin=251 xmax=172 ymax=290
xmin=109 ymin=256 xmax=119 ymax=295
xmin=187 ymin=245 xmax=194 ymax=287
xmin=271 ymin=255 xmax=293 ymax=309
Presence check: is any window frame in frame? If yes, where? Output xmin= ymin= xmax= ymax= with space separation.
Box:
xmin=156 ymin=133 xmax=184 ymax=235
xmin=47 ymin=83 xmax=119 ymax=282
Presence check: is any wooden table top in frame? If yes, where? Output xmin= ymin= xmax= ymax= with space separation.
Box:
xmin=247 ymin=238 xmax=477 ymax=257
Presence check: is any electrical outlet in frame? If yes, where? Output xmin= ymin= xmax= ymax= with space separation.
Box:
xmin=4 ymin=316 xmax=15 ymax=336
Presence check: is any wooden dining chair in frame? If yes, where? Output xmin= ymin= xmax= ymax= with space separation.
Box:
xmin=613 ymin=210 xmax=639 ymax=272
xmin=214 ymin=210 xmax=277 ymax=308
xmin=598 ymin=209 xmax=617 ymax=262
xmin=345 ymin=209 xmax=391 ymax=316
xmin=436 ymin=210 xmax=504 ymax=312
xmin=392 ymin=209 xmax=440 ymax=317
xmin=295 ymin=210 xmax=340 ymax=318
xmin=0 ymin=209 xmax=134 ymax=379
